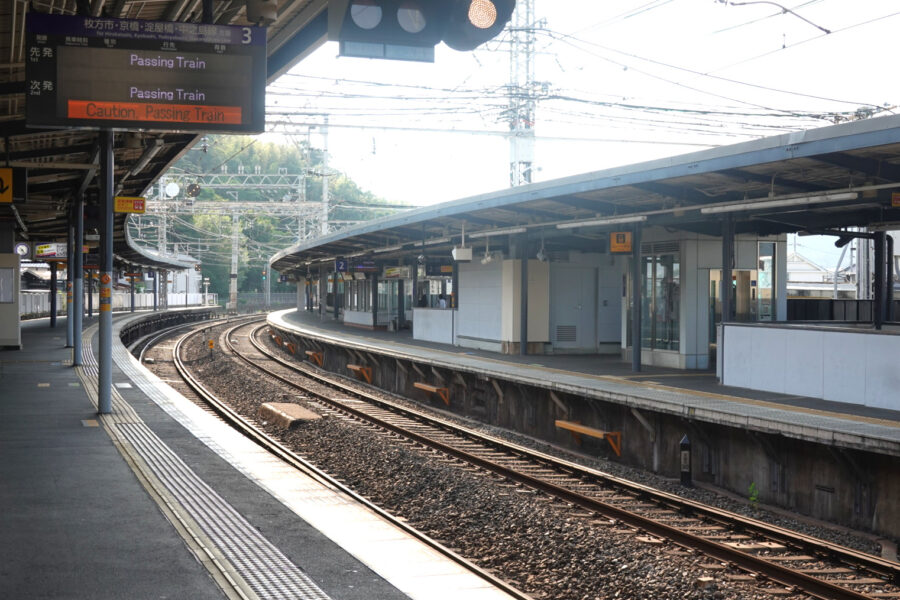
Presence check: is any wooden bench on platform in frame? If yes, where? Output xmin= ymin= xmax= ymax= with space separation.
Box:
xmin=305 ymin=350 xmax=323 ymax=366
xmin=555 ymin=420 xmax=622 ymax=456
xmin=347 ymin=364 xmax=373 ymax=384
xmin=414 ymin=382 xmax=449 ymax=406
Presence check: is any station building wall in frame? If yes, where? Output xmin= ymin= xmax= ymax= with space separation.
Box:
xmin=456 ymin=258 xmax=550 ymax=353
xmin=457 ymin=260 xmax=504 ymax=351
xmin=501 ymin=259 xmax=550 ymax=351
xmin=549 ymin=251 xmax=625 ymax=354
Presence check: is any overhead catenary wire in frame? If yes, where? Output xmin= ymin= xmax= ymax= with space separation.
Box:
xmin=538 ymin=28 xmax=883 ymax=111
xmin=716 ymin=0 xmax=831 ymax=34
xmin=711 ymin=0 xmax=823 ymax=34
xmin=707 ymin=9 xmax=900 ymax=74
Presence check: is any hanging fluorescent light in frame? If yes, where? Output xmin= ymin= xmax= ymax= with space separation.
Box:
xmin=424 ymin=236 xmax=452 ymax=245
xmin=700 ymin=192 xmax=858 ymax=214
xmin=556 ymin=215 xmax=647 ymax=230
xmin=374 ymin=244 xmax=403 ymax=253
xmin=468 ymin=226 xmax=527 ymax=238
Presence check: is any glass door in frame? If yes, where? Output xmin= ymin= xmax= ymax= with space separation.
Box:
xmin=640 ymin=253 xmax=681 ymax=351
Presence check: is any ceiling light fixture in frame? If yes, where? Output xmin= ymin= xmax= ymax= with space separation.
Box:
xmin=699 ymin=192 xmax=858 ymax=214
xmin=424 ymin=236 xmax=452 ymax=245
xmin=481 ymin=236 xmax=493 ymax=264
xmin=556 ymin=215 xmax=647 ymax=230
xmin=468 ymin=226 xmax=527 ymax=238
xmin=536 ymin=233 xmax=547 ymax=262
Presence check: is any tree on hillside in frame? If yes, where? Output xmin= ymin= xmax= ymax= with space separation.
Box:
xmin=130 ymin=135 xmax=411 ymax=302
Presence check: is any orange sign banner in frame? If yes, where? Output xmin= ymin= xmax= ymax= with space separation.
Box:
xmin=115 ymin=196 xmax=145 ymax=214
xmin=609 ymin=231 xmax=634 ymax=254
xmin=68 ymin=100 xmax=242 ymax=125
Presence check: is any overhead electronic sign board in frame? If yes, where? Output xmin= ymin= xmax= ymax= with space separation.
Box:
xmin=352 ymin=260 xmax=378 ymax=273
xmin=25 ymin=13 xmax=265 ymax=133
xmin=425 ymin=263 xmax=453 ymax=277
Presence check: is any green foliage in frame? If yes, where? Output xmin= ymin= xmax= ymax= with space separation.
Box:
xmin=152 ymin=135 xmax=408 ymax=301
xmin=748 ymin=481 xmax=760 ymax=509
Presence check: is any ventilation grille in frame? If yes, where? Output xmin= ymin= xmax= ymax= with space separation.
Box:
xmin=556 ymin=325 xmax=577 ymax=342
xmin=641 ymin=241 xmax=680 ymax=254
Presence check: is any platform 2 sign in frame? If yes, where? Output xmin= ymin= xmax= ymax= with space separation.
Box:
xmin=25 ymin=13 xmax=265 ymax=133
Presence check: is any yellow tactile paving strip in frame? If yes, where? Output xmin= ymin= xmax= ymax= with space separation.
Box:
xmin=108 ymin=316 xmax=521 ymax=600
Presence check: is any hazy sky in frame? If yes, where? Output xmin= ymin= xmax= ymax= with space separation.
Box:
xmin=262 ymin=1 xmax=900 ymax=265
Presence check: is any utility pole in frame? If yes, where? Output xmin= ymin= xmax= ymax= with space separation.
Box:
xmin=508 ymin=0 xmax=538 ymax=187
xmin=228 ymin=209 xmax=239 ymax=311
xmin=321 ymin=115 xmax=330 ymax=236
xmin=158 ymin=193 xmax=167 ymax=255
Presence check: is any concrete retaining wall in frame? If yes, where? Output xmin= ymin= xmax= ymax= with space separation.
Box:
xmin=271 ymin=323 xmax=900 ymax=540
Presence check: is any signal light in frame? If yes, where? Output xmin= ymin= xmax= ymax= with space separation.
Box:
xmin=442 ymin=0 xmax=515 ymax=51
xmin=328 ymin=0 xmax=516 ymax=61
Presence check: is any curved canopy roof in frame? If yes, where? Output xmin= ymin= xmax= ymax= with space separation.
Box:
xmin=0 ymin=0 xmax=328 ymax=270
xmin=271 ymin=114 xmax=900 ymax=276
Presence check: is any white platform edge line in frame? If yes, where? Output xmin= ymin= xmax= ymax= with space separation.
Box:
xmin=112 ymin=317 xmax=518 ymax=600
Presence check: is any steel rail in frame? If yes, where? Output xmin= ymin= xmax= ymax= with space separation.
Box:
xmin=239 ymin=324 xmax=892 ymax=600
xmin=171 ymin=322 xmax=534 ymax=600
xmin=135 ymin=315 xmax=238 ymax=364
xmin=252 ymin=325 xmax=900 ymax=584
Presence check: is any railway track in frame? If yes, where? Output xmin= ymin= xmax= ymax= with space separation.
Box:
xmin=167 ymin=318 xmax=900 ymax=600
xmin=165 ymin=316 xmax=533 ymax=600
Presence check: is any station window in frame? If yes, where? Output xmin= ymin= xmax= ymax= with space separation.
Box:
xmin=708 ymin=242 xmax=776 ymax=325
xmin=345 ymin=278 xmax=371 ymax=311
xmin=640 ymin=254 xmax=680 ymax=351
xmin=757 ymin=242 xmax=776 ymax=321
xmin=0 ymin=268 xmax=13 ymax=303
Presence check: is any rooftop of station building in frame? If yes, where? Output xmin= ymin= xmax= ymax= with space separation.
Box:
xmin=0 ymin=0 xmax=328 ymax=270
xmin=270 ymin=114 xmax=900 ymax=274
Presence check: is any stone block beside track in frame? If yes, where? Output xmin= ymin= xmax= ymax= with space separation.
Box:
xmin=258 ymin=402 xmax=321 ymax=429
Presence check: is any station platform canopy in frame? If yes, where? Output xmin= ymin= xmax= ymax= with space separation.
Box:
xmin=270 ymin=114 xmax=900 ymax=275
xmin=0 ymin=0 xmax=330 ymax=270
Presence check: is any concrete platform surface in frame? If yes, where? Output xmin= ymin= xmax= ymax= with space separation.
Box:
xmin=2 ymin=314 xmax=521 ymax=600
xmin=270 ymin=309 xmax=900 ymax=457
xmin=0 ymin=318 xmax=224 ymax=600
